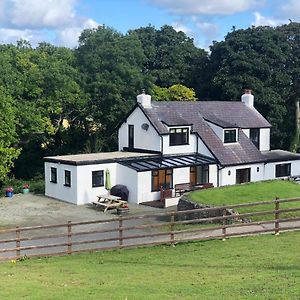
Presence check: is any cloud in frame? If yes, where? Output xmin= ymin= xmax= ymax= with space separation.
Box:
xmin=172 ymin=22 xmax=193 ymax=36
xmin=10 ymin=0 xmax=76 ymax=29
xmin=252 ymin=12 xmax=284 ymax=27
xmin=280 ymin=0 xmax=300 ymax=20
xmin=150 ymin=0 xmax=257 ymax=15
xmin=0 ymin=0 xmax=98 ymax=47
xmin=57 ymin=18 xmax=99 ymax=48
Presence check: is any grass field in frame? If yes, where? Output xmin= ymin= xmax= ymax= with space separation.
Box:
xmin=0 ymin=232 xmax=299 ymax=299
xmin=188 ymin=180 xmax=300 ymax=220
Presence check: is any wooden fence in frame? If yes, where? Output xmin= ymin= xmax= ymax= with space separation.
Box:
xmin=0 ymin=197 xmax=300 ymax=261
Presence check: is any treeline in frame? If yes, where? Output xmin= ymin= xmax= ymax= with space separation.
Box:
xmin=0 ymin=23 xmax=299 ymax=181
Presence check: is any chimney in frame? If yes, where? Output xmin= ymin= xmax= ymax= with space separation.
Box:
xmin=137 ymin=89 xmax=151 ymax=108
xmin=241 ymin=89 xmax=254 ymax=108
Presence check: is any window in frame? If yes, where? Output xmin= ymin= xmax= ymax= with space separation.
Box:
xmin=64 ymin=170 xmax=71 ymax=187
xmin=275 ymin=163 xmax=291 ymax=177
xmin=250 ymin=128 xmax=260 ymax=149
xmin=190 ymin=165 xmax=209 ymax=185
xmin=50 ymin=167 xmax=57 ymax=183
xmin=92 ymin=170 xmax=104 ymax=187
xmin=224 ymin=129 xmax=237 ymax=143
xmin=152 ymin=169 xmax=173 ymax=191
xmin=128 ymin=125 xmax=134 ymax=148
xmin=169 ymin=128 xmax=189 ymax=146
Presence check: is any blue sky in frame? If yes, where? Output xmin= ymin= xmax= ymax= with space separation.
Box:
xmin=0 ymin=0 xmax=298 ymax=49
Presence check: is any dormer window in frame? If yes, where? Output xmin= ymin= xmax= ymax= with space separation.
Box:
xmin=169 ymin=128 xmax=189 ymax=146
xmin=224 ymin=129 xmax=237 ymax=143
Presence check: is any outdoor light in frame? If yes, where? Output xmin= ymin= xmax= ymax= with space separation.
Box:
xmin=141 ymin=123 xmax=149 ymax=131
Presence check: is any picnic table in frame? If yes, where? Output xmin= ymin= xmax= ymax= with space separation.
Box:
xmin=91 ymin=195 xmax=127 ymax=212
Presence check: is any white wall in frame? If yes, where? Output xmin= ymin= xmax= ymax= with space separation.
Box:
xmin=76 ymin=163 xmax=117 ymax=205
xmin=219 ymin=163 xmax=265 ymax=186
xmin=197 ymin=137 xmax=214 ymax=158
xmin=242 ymin=129 xmax=250 ymax=138
xmin=45 ymin=162 xmax=79 ymax=205
xmin=162 ymin=133 xmax=197 ymax=155
xmin=118 ymin=107 xmax=161 ymax=152
xmin=116 ymin=164 xmax=138 ymax=204
xmin=264 ymin=160 xmax=300 ymax=180
xmin=209 ymin=165 xmax=218 ymax=187
xmin=260 ymin=128 xmax=270 ymax=151
xmin=207 ymin=121 xmax=223 ymax=141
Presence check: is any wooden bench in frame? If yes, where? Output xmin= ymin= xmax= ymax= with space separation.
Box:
xmin=175 ymin=182 xmax=214 ymax=196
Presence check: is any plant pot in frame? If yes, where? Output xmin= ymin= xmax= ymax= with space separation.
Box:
xmin=23 ymin=188 xmax=30 ymax=194
xmin=5 ymin=191 xmax=14 ymax=198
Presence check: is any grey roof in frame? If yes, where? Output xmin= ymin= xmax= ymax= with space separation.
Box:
xmin=260 ymin=150 xmax=300 ymax=162
xmin=140 ymin=101 xmax=271 ymax=166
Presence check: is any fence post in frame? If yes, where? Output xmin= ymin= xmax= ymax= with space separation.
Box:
xmin=67 ymin=221 xmax=72 ymax=254
xmin=222 ymin=208 xmax=227 ymax=240
xmin=16 ymin=226 xmax=20 ymax=259
xmin=170 ymin=213 xmax=175 ymax=245
xmin=118 ymin=217 xmax=123 ymax=248
xmin=275 ymin=198 xmax=280 ymax=235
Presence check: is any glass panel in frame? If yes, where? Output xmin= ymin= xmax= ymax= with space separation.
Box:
xmin=50 ymin=167 xmax=57 ymax=183
xmin=64 ymin=170 xmax=71 ymax=187
xmin=224 ymin=129 xmax=237 ymax=143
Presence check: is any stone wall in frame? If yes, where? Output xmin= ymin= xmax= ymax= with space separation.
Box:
xmin=176 ymin=195 xmax=238 ymax=223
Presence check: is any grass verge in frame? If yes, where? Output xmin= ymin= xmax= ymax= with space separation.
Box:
xmin=188 ymin=180 xmax=300 ymax=220
xmin=0 ymin=232 xmax=299 ymax=299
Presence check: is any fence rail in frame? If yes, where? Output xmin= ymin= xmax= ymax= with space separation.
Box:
xmin=0 ymin=197 xmax=300 ymax=261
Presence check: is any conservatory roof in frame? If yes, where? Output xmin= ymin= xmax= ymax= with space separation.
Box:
xmin=118 ymin=153 xmax=216 ymax=172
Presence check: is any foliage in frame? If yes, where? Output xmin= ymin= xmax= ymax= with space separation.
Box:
xmin=152 ymin=84 xmax=197 ymax=101
xmin=2 ymin=178 xmax=44 ymax=194
xmin=208 ymin=26 xmax=297 ymax=149
xmin=0 ymin=87 xmax=20 ymax=182
xmin=0 ymin=232 xmax=299 ymax=299
xmin=130 ymin=25 xmax=209 ymax=95
xmin=75 ymin=26 xmax=152 ymax=151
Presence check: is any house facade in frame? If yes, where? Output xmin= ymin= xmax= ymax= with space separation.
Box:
xmin=45 ymin=90 xmax=300 ymax=205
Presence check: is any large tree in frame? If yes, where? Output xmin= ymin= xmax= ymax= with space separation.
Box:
xmin=209 ymin=26 xmax=294 ymax=149
xmin=75 ymin=26 xmax=152 ymax=152
xmin=130 ymin=25 xmax=209 ymax=98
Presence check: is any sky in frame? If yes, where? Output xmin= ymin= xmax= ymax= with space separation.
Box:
xmin=0 ymin=0 xmax=299 ymax=49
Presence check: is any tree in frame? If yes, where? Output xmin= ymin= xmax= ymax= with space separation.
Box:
xmin=152 ymin=84 xmax=197 ymax=101
xmin=0 ymin=87 xmax=20 ymax=182
xmin=130 ymin=25 xmax=209 ymax=98
xmin=208 ymin=26 xmax=293 ymax=149
xmin=75 ymin=26 xmax=152 ymax=151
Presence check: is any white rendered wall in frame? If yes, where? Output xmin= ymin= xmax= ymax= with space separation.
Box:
xmin=45 ymin=162 xmax=78 ymax=204
xmin=197 ymin=138 xmax=214 ymax=158
xmin=209 ymin=165 xmax=218 ymax=187
xmin=206 ymin=121 xmax=223 ymax=141
xmin=242 ymin=129 xmax=250 ymax=138
xmin=118 ymin=107 xmax=161 ymax=152
xmin=264 ymin=160 xmax=300 ymax=180
xmin=260 ymin=128 xmax=270 ymax=151
xmin=76 ymin=163 xmax=117 ymax=205
xmin=162 ymin=133 xmax=197 ymax=155
xmin=116 ymin=164 xmax=138 ymax=204
xmin=219 ymin=163 xmax=265 ymax=186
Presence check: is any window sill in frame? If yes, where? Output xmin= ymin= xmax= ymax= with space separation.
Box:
xmin=50 ymin=181 xmax=57 ymax=184
xmin=64 ymin=184 xmax=71 ymax=188
xmin=169 ymin=143 xmax=190 ymax=147
xmin=92 ymin=185 xmax=104 ymax=188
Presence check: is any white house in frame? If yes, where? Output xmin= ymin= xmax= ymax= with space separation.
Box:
xmin=45 ymin=90 xmax=300 ymax=205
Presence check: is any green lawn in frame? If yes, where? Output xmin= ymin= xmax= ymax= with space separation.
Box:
xmin=188 ymin=180 xmax=300 ymax=220
xmin=0 ymin=232 xmax=299 ymax=299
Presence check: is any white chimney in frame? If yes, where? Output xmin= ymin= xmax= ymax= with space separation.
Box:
xmin=137 ymin=90 xmax=151 ymax=108
xmin=241 ymin=89 xmax=254 ymax=108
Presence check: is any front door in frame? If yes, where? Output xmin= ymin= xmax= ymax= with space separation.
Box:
xmin=236 ymin=168 xmax=251 ymax=184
